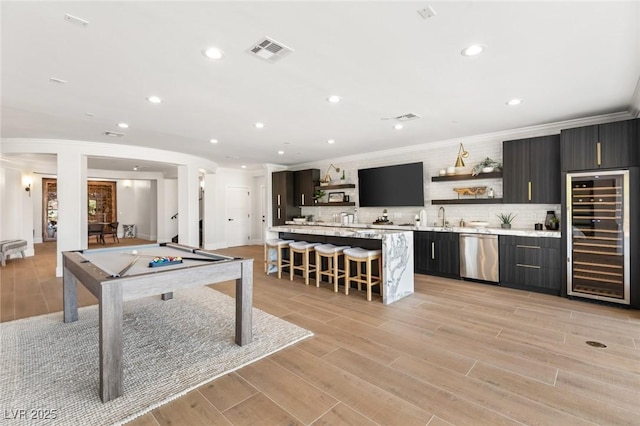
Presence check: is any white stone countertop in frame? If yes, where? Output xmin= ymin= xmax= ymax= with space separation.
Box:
xmin=282 ymin=221 xmax=561 ymax=238
xmin=269 ymin=224 xmax=410 ymax=239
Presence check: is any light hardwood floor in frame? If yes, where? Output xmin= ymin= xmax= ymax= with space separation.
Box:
xmin=1 ymin=241 xmax=639 ymax=425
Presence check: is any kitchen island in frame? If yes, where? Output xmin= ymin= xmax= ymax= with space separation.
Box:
xmin=266 ymin=225 xmax=413 ymax=304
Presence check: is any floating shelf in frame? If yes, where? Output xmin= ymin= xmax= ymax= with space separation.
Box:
xmin=314 ymin=202 xmax=356 ymax=207
xmin=315 ymin=183 xmax=356 ymax=190
xmin=431 ymin=171 xmax=502 ymax=182
xmin=431 ymin=198 xmax=503 ymax=205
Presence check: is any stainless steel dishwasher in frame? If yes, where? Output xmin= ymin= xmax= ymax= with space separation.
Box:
xmin=459 ymin=234 xmax=499 ymax=283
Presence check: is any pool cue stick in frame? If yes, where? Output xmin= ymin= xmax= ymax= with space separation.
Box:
xmin=114 ymin=255 xmax=141 ymax=277
xmin=119 ymin=252 xmax=226 ymax=262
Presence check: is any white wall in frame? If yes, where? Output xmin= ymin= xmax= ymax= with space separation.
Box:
xmin=163 ymin=179 xmax=178 ymax=242
xmin=203 ymin=168 xmax=256 ymax=250
xmin=0 ymin=166 xmax=35 ymax=258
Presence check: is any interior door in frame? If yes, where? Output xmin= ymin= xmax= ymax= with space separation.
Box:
xmin=260 ymin=184 xmax=266 ymax=243
xmin=226 ymin=186 xmax=251 ymax=247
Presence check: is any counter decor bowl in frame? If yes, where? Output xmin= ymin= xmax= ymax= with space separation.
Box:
xmin=292 ymin=217 xmax=307 ymax=223
xmin=468 ymin=221 xmax=489 ymax=228
xmin=481 ymin=166 xmax=494 ymax=173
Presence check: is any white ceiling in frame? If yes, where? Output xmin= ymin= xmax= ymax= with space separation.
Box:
xmin=2 ymin=1 xmax=640 ymax=173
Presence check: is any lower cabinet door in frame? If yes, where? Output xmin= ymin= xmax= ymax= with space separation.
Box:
xmin=499 ymin=236 xmax=561 ymax=295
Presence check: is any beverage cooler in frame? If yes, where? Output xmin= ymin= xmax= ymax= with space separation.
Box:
xmin=566 ymin=171 xmax=630 ymax=305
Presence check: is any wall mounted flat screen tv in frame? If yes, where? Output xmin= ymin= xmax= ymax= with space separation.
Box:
xmin=358 ymin=162 xmax=424 ymax=207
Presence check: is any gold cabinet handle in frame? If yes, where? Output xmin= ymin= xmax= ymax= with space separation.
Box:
xmin=528 ymin=181 xmax=532 ymax=201
xmin=277 ymin=194 xmax=281 ymax=206
xmin=277 ymin=208 xmax=281 ymax=219
xmin=431 ymin=242 xmax=435 ymax=260
xmin=596 ymin=142 xmax=601 ymax=166
xmin=516 ymin=245 xmax=540 ymax=249
xmin=301 ymin=194 xmax=305 ymax=205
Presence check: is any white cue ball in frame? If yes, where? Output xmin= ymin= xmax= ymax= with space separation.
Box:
xmin=132 ymin=250 xmax=138 ymax=255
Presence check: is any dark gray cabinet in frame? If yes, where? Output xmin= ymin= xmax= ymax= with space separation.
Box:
xmin=414 ymin=231 xmax=459 ymax=278
xmin=499 ymin=235 xmax=561 ymax=295
xmin=294 ymin=169 xmax=320 ymax=207
xmin=272 ymin=171 xmax=299 ymax=226
xmin=560 ymin=119 xmax=639 ymax=171
xmin=503 ymin=135 xmax=560 ymax=204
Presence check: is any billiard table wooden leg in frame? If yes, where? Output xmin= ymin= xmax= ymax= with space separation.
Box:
xmin=63 ymin=266 xmax=78 ymax=323
xmin=99 ymin=282 xmax=123 ymax=402
xmin=235 ymin=260 xmax=253 ymax=346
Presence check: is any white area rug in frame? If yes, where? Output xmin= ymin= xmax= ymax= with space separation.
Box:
xmin=0 ymin=287 xmax=312 ymax=425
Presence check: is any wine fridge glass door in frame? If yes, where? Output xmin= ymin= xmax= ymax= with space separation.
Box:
xmin=567 ymin=170 xmax=630 ymax=304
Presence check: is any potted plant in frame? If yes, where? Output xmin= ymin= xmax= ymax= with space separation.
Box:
xmin=496 ymin=212 xmax=516 ymax=229
xmin=547 ymin=216 xmax=560 ymax=230
xmin=472 ymin=157 xmax=502 ymax=176
xmin=313 ymin=189 xmax=326 ymax=204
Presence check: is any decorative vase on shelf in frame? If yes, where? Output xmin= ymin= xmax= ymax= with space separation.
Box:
xmin=501 ymin=223 xmax=511 ymax=229
xmin=545 ymin=210 xmax=559 ymax=230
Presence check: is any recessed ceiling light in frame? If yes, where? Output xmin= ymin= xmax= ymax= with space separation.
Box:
xmin=327 ymin=95 xmax=342 ymax=103
xmin=327 ymin=139 xmax=335 ymax=144
xmin=461 ymin=44 xmax=485 ymax=56
xmin=241 ymin=165 xmax=247 ymax=169
xmin=118 ymin=123 xmax=129 ymax=129
xmin=277 ymin=150 xmax=284 ymax=155
xmin=202 ymin=47 xmax=224 ymax=60
xmin=209 ymin=139 xmax=218 ymax=144
xmin=146 ymin=95 xmax=162 ymax=104
xmin=394 ymin=124 xmax=404 ymax=130
xmin=506 ymin=99 xmax=522 ymax=106
xmin=133 ymin=166 xmax=138 ymax=171
xmin=254 ymin=122 xmax=265 ymax=129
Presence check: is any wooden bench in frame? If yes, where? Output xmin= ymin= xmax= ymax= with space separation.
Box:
xmin=0 ymin=239 xmax=27 ymax=266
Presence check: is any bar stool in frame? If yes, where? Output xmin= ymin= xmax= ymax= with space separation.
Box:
xmin=289 ymin=241 xmax=321 ymax=285
xmin=264 ymin=239 xmax=294 ymax=279
xmin=315 ymin=244 xmax=351 ymax=292
xmin=344 ymin=247 xmax=383 ymax=302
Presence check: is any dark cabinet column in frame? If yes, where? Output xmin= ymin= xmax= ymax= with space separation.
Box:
xmin=294 ymin=169 xmax=320 ymax=207
xmin=503 ymin=135 xmax=560 ymax=204
xmin=529 ymin=136 xmax=561 ymax=203
xmin=272 ymin=171 xmax=299 ymax=226
xmin=503 ymin=138 xmax=530 ymax=203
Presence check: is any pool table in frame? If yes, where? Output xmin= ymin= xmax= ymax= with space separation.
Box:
xmin=62 ymin=243 xmax=253 ymax=403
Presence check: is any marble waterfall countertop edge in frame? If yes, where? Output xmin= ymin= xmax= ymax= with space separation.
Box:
xmin=282 ymin=221 xmax=561 ymax=238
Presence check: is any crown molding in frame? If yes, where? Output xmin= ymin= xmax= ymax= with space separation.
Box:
xmin=629 ymin=76 xmax=640 ymax=118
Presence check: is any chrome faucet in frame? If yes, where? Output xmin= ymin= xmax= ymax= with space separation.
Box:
xmin=438 ymin=206 xmax=445 ymax=227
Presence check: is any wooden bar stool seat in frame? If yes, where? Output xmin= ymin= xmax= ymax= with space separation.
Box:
xmin=289 ymin=241 xmax=321 ymax=285
xmin=344 ymin=247 xmax=383 ymax=302
xmin=315 ymin=244 xmax=351 ymax=292
xmin=264 ymin=239 xmax=294 ymax=279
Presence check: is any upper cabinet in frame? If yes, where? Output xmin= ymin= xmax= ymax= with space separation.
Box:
xmin=294 ymin=169 xmax=320 ymax=207
xmin=272 ymin=171 xmax=300 ymax=226
xmin=560 ymin=118 xmax=639 ymax=171
xmin=503 ymin=134 xmax=561 ymax=204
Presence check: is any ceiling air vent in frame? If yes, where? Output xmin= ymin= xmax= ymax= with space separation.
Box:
xmin=247 ymin=37 xmax=294 ymax=63
xmin=396 ymin=113 xmax=421 ymax=122
xmin=103 ymin=131 xmax=125 ymax=137
xmin=382 ymin=113 xmax=422 ymax=122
